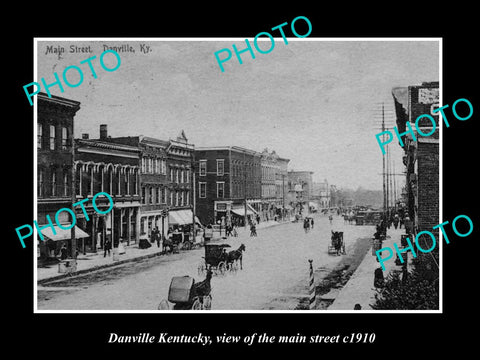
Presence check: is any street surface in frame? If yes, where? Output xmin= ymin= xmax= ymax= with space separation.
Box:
xmin=37 ymin=215 xmax=374 ymax=311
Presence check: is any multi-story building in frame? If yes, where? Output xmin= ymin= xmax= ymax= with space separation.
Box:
xmin=311 ymin=180 xmax=331 ymax=209
xmin=37 ymin=93 xmax=82 ymax=258
xmin=103 ymin=130 xmax=196 ymax=241
xmin=194 ymin=146 xmax=261 ymax=227
xmin=392 ymin=81 xmax=439 ymax=237
xmin=287 ymin=170 xmax=314 ymax=215
xmin=275 ymin=156 xmax=290 ymax=219
xmin=74 ymin=125 xmax=141 ymax=251
xmin=99 ymin=134 xmax=170 ymax=240
xmin=164 ymin=131 xmax=196 ymax=232
xmin=259 ymin=149 xmax=291 ymax=221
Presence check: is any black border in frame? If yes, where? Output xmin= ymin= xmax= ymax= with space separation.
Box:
xmin=7 ymin=5 xmax=479 ymax=355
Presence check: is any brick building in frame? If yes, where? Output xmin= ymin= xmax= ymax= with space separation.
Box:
xmin=194 ymin=146 xmax=261 ymax=227
xmin=260 ymin=149 xmax=290 ymax=221
xmin=392 ymin=81 xmax=439 ymax=236
xmin=37 ymin=93 xmax=83 ymax=258
xmin=74 ymin=125 xmax=141 ymax=252
xmin=287 ymin=170 xmax=314 ymax=216
xmin=99 ymin=130 xmax=197 ymax=243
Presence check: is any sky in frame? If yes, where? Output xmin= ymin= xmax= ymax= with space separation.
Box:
xmin=36 ymin=38 xmax=440 ymax=191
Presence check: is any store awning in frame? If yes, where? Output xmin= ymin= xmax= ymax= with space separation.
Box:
xmin=40 ymin=225 xmax=90 ymax=241
xmin=231 ymin=206 xmax=255 ymax=217
xmin=169 ymin=209 xmax=203 ymax=227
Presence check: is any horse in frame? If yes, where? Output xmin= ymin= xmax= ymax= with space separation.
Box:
xmin=227 ymin=244 xmax=246 ymax=270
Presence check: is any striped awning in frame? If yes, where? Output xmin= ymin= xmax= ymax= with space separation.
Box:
xmin=39 ymin=225 xmax=90 ymax=241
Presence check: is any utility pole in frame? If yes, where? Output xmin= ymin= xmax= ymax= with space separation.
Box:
xmin=382 ymin=103 xmax=387 ymax=216
xmin=70 ymin=136 xmax=76 ymax=259
xmin=244 ymin=151 xmax=247 ymax=229
xmin=282 ymin=173 xmax=285 ymax=221
xmin=191 ymin=148 xmax=196 ymax=243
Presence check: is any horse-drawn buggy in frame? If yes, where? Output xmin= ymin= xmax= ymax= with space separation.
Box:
xmin=328 ymin=230 xmax=346 ymax=255
xmin=158 ymin=268 xmax=213 ymax=310
xmin=198 ymin=243 xmax=246 ymax=276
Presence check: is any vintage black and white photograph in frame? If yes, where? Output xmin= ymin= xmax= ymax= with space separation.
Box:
xmin=34 ymin=38 xmax=440 ymax=312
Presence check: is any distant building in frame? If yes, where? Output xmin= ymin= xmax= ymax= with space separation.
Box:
xmin=287 ymin=171 xmax=314 ymax=215
xmin=311 ymin=180 xmax=331 ymax=209
xmin=260 ymin=149 xmax=290 ymax=221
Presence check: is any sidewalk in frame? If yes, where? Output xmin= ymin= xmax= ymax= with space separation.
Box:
xmin=327 ymin=226 xmax=411 ymax=310
xmin=37 ymin=219 xmax=286 ymax=284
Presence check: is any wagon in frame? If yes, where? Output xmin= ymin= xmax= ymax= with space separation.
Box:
xmin=197 ymin=243 xmax=231 ymax=276
xmin=328 ymin=230 xmax=346 ymax=255
xmin=157 ymin=274 xmax=212 ymax=310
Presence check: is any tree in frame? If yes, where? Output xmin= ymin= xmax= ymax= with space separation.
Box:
xmin=371 ymin=252 xmax=439 ymax=310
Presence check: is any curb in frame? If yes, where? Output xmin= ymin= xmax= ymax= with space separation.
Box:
xmin=37 ymin=220 xmax=291 ymax=285
xmin=38 ymin=250 xmax=165 ymax=285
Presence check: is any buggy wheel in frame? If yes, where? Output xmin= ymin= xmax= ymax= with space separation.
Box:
xmin=192 ymin=297 xmax=203 ymax=310
xmin=182 ymin=241 xmax=192 ymax=250
xmin=197 ymin=262 xmax=205 ymax=276
xmin=218 ymin=261 xmax=227 ymax=275
xmin=226 ymin=262 xmax=236 ymax=274
xmin=203 ymin=294 xmax=212 ymax=310
xmin=157 ymin=299 xmax=170 ymax=310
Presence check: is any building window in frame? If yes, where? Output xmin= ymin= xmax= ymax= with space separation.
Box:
xmin=150 ymin=187 xmax=154 ymax=204
xmin=185 ymin=190 xmax=190 ymax=205
xmin=199 ymin=160 xmax=206 ymax=176
xmin=180 ymin=191 xmax=184 ymax=206
xmin=38 ymin=169 xmax=44 ymax=197
xmin=170 ymin=168 xmax=174 ymax=182
xmin=141 ymin=157 xmax=146 ymax=173
xmin=180 ymin=170 xmax=184 ymax=184
xmin=38 ymin=123 xmax=42 ymax=149
xmin=161 ymin=159 xmax=166 ymax=175
xmin=217 ymin=182 xmax=224 ymax=198
xmin=175 ymin=191 xmax=179 ymax=206
xmin=61 ymin=127 xmax=68 ymax=150
xmin=49 ymin=125 xmax=55 ymax=150
xmin=157 ymin=187 xmax=161 ymax=204
xmin=51 ymin=171 xmax=56 ymax=196
xmin=141 ymin=186 xmax=146 ymax=204
xmin=176 ymin=169 xmax=180 ymax=184
xmin=63 ymin=171 xmax=69 ymax=196
xmin=170 ymin=190 xmax=174 ymax=206
xmin=216 ymin=159 xmax=224 ymax=176
xmin=199 ymin=182 xmax=206 ymax=198
xmin=161 ymin=188 xmax=166 ymax=204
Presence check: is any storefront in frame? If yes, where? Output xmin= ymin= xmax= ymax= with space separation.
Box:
xmin=38 ymin=224 xmax=90 ymax=258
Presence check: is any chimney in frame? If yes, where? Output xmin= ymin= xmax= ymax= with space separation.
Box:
xmin=100 ymin=124 xmax=108 ymax=140
xmin=82 ymin=133 xmax=89 ymax=139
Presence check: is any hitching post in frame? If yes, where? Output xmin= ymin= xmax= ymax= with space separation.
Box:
xmin=308 ymin=259 xmax=315 ymax=310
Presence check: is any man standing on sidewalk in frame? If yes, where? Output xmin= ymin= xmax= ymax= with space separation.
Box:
xmin=104 ymin=238 xmax=112 ymax=257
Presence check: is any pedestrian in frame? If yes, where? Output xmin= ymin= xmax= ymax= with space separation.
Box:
xmin=311 ymin=218 xmax=314 ymax=229
xmin=256 ymin=214 xmax=260 ymax=224
xmin=328 ymin=214 xmax=333 ymax=225
xmin=60 ymin=243 xmax=68 ymax=260
xmin=250 ymin=222 xmax=257 ymax=237
xmin=393 ymin=214 xmax=399 ymax=230
xmin=303 ymin=218 xmax=310 ymax=233
xmin=154 ymin=227 xmax=161 ymax=248
xmin=104 ymin=238 xmax=112 ymax=257
xmin=204 ymin=224 xmax=213 ymax=243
